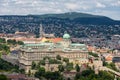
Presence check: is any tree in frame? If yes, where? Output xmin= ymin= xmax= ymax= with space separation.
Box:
xmin=43 ymin=56 xmax=50 ymax=60
xmin=19 ymin=69 xmax=25 ymax=74
xmin=35 ymin=67 xmax=45 ymax=79
xmin=0 ymin=38 xmax=6 ymax=43
xmin=66 ymin=63 xmax=73 ymax=71
xmin=105 ymin=62 xmax=118 ymax=72
xmin=36 ymin=61 xmax=41 ymax=69
xmin=52 ymin=71 xmax=62 ymax=80
xmin=63 ymin=58 xmax=69 ymax=63
xmin=88 ymin=52 xmax=98 ymax=57
xmin=56 ymin=55 xmax=61 ymax=60
xmin=0 ymin=44 xmax=10 ymax=54
xmin=44 ymin=71 xmax=62 ymax=80
xmin=17 ymin=41 xmax=24 ymax=45
xmin=75 ymin=73 xmax=81 ymax=80
xmin=49 ymin=59 xmax=61 ymax=64
xmin=75 ymin=64 xmax=80 ymax=72
xmin=44 ymin=71 xmax=52 ymax=80
xmin=0 ymin=52 xmax=2 ymax=58
xmin=0 ymin=58 xmax=20 ymax=72
xmin=2 ymin=44 xmax=10 ymax=54
xmin=7 ymin=39 xmax=17 ymax=45
xmin=0 ymin=74 xmax=8 ymax=80
xmin=109 ymin=62 xmax=118 ymax=71
xmin=67 ymin=77 xmax=71 ymax=80
xmin=58 ymin=65 xmax=64 ymax=72
xmin=31 ymin=61 xmax=36 ymax=69
xmin=39 ymin=60 xmax=45 ymax=65
xmin=99 ymin=71 xmax=114 ymax=80
xmin=28 ymin=70 xmax=31 ymax=77
xmin=74 ymin=69 xmax=115 ymax=80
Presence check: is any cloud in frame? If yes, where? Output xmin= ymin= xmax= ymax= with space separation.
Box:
xmin=0 ymin=0 xmax=119 ymax=20
xmin=96 ymin=2 xmax=106 ymax=8
xmin=111 ymin=1 xmax=120 ymax=6
xmin=65 ymin=3 xmax=78 ymax=10
xmin=93 ymin=10 xmax=120 ymax=20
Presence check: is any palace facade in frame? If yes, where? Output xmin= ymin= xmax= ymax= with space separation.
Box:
xmin=18 ymin=25 xmax=88 ymax=72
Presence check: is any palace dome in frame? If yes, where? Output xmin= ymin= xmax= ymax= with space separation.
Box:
xmin=63 ymin=33 xmax=70 ymax=39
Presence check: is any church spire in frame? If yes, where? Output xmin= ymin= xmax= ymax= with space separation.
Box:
xmin=40 ymin=24 xmax=44 ymax=38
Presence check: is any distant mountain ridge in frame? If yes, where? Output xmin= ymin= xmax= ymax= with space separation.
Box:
xmin=27 ymin=12 xmax=120 ymax=25
xmin=28 ymin=12 xmax=104 ymax=19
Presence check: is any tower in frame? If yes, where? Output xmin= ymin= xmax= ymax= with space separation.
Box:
xmin=39 ymin=24 xmax=44 ymax=38
xmin=62 ymin=31 xmax=71 ymax=47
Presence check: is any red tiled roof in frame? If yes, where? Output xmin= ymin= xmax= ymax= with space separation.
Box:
xmin=50 ymin=38 xmax=63 ymax=43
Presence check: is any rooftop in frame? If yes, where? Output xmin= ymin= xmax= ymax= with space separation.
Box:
xmin=20 ymin=42 xmax=88 ymax=53
xmin=63 ymin=33 xmax=70 ymax=39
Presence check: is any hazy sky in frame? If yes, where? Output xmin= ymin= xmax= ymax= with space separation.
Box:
xmin=0 ymin=0 xmax=120 ymax=20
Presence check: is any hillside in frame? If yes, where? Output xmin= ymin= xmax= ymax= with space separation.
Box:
xmin=0 ymin=12 xmax=120 ymax=38
xmin=29 ymin=12 xmax=102 ymax=19
xmin=28 ymin=12 xmax=120 ymax=25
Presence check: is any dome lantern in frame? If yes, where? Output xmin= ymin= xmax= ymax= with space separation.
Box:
xmin=63 ymin=33 xmax=70 ymax=39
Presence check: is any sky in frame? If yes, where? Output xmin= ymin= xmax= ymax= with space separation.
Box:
xmin=0 ymin=0 xmax=120 ymax=20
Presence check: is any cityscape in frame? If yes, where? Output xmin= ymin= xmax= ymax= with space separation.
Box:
xmin=0 ymin=0 xmax=120 ymax=80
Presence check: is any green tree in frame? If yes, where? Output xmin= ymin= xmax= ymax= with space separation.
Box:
xmin=67 ymin=77 xmax=71 ymax=80
xmin=0 ymin=52 xmax=2 ymax=58
xmin=0 ymin=74 xmax=8 ymax=80
xmin=81 ymin=69 xmax=94 ymax=77
xmin=36 ymin=61 xmax=41 ymax=69
xmin=45 ymin=71 xmax=62 ymax=80
xmin=66 ymin=63 xmax=73 ymax=71
xmin=75 ymin=64 xmax=80 ymax=72
xmin=58 ymin=65 xmax=64 ymax=72
xmin=19 ymin=69 xmax=25 ymax=74
xmin=88 ymin=52 xmax=98 ymax=57
xmin=2 ymin=44 xmax=10 ymax=54
xmin=74 ymin=69 xmax=115 ymax=80
xmin=109 ymin=62 xmax=118 ymax=71
xmin=75 ymin=73 xmax=81 ymax=80
xmin=99 ymin=71 xmax=114 ymax=80
xmin=31 ymin=61 xmax=36 ymax=69
xmin=105 ymin=62 xmax=118 ymax=71
xmin=49 ymin=59 xmax=61 ymax=64
xmin=35 ymin=67 xmax=45 ymax=79
xmin=7 ymin=39 xmax=17 ymax=45
xmin=0 ymin=44 xmax=10 ymax=54
xmin=39 ymin=60 xmax=45 ymax=65
xmin=56 ymin=55 xmax=61 ymax=60
xmin=17 ymin=41 xmax=24 ymax=45
xmin=0 ymin=38 xmax=6 ymax=43
xmin=28 ymin=70 xmax=31 ymax=77
xmin=0 ymin=59 xmax=20 ymax=72
xmin=63 ymin=58 xmax=69 ymax=63
xmin=44 ymin=71 xmax=52 ymax=80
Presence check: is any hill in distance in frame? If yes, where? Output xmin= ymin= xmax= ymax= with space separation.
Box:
xmin=0 ymin=12 xmax=120 ymax=25
xmin=29 ymin=12 xmax=103 ymax=19
xmin=28 ymin=12 xmax=120 ymax=25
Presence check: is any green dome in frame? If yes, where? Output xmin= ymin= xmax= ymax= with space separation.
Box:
xmin=63 ymin=33 xmax=70 ymax=39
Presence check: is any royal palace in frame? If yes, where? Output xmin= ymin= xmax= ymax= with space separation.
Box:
xmin=18 ymin=25 xmax=89 ymax=72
